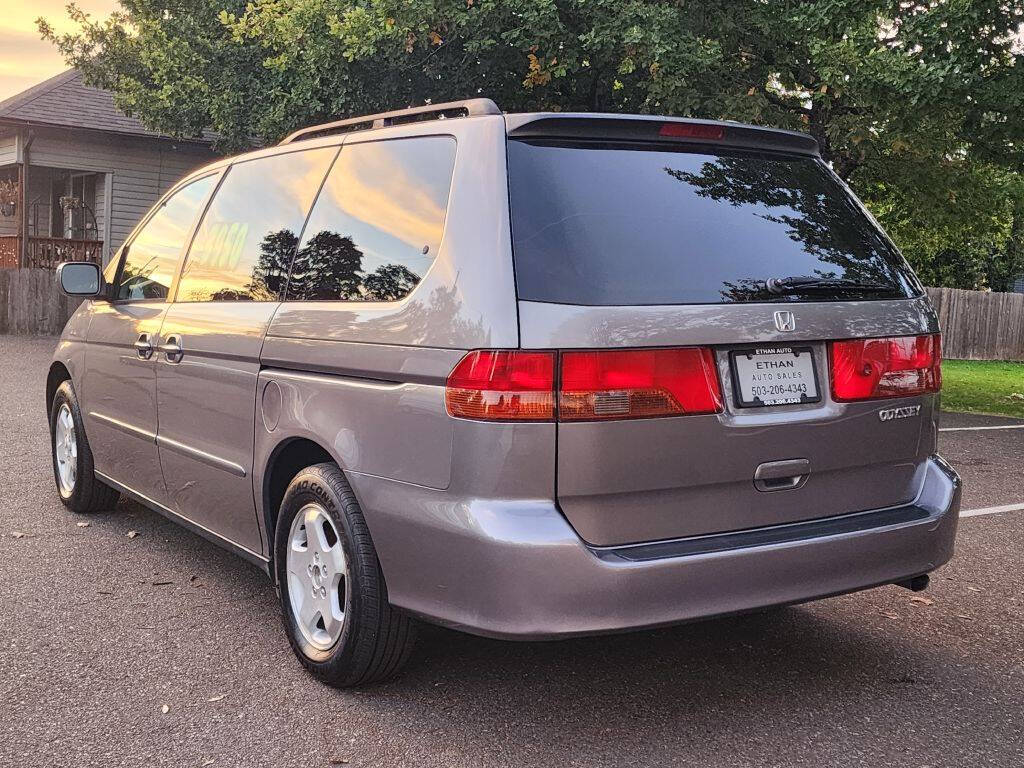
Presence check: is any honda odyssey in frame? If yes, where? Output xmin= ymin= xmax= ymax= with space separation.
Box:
xmin=48 ymin=99 xmax=961 ymax=687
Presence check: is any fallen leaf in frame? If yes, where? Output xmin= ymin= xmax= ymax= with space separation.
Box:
xmin=11 ymin=531 xmax=26 ymax=539
xmin=76 ymin=521 xmax=90 ymax=528
xmin=126 ymin=530 xmax=138 ymax=539
xmin=910 ymin=596 xmax=934 ymax=606
xmin=207 ymin=694 xmax=227 ymax=703
xmin=161 ymin=704 xmax=170 ymax=714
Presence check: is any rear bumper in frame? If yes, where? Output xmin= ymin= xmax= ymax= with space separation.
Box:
xmin=351 ymin=455 xmax=960 ymax=640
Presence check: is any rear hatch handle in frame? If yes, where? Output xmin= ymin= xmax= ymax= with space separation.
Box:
xmin=754 ymin=458 xmax=810 ymax=492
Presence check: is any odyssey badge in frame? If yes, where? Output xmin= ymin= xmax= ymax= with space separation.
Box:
xmin=878 ymin=405 xmax=921 ymax=421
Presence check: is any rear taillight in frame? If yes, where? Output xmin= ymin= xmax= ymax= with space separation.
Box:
xmin=559 ymin=348 xmax=722 ymax=420
xmin=830 ymin=334 xmax=942 ymax=401
xmin=445 ymin=350 xmax=556 ymax=421
xmin=445 ymin=348 xmax=723 ymax=422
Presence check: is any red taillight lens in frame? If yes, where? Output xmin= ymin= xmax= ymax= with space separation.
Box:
xmin=447 ymin=348 xmax=723 ymax=422
xmin=445 ymin=350 xmax=556 ymax=421
xmin=830 ymin=334 xmax=942 ymax=401
xmin=659 ymin=122 xmax=725 ymax=140
xmin=559 ymin=348 xmax=722 ymax=420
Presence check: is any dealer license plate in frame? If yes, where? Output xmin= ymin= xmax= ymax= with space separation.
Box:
xmin=729 ymin=346 xmax=820 ymax=408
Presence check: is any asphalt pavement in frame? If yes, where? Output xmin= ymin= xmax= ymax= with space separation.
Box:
xmin=1 ymin=334 xmax=1022 ymax=768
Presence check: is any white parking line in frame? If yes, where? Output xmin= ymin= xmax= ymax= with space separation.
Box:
xmin=960 ymin=502 xmax=1024 ymax=518
xmin=940 ymin=424 xmax=1024 ymax=432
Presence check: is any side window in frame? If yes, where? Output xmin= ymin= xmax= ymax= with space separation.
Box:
xmin=116 ymin=175 xmax=216 ymax=301
xmin=176 ymin=148 xmax=338 ymax=302
xmin=287 ymin=136 xmax=456 ymax=302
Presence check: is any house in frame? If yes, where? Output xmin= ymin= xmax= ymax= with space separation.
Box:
xmin=0 ymin=70 xmax=218 ymax=270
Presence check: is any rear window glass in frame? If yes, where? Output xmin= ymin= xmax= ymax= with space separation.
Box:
xmin=286 ymin=136 xmax=456 ymax=302
xmin=507 ymin=141 xmax=918 ymax=305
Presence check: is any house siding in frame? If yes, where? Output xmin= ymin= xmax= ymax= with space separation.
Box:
xmin=0 ymin=134 xmax=16 ymax=165
xmin=27 ymin=130 xmax=215 ymax=262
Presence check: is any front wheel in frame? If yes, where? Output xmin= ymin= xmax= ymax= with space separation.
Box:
xmin=50 ymin=380 xmax=120 ymax=513
xmin=276 ymin=462 xmax=417 ymax=687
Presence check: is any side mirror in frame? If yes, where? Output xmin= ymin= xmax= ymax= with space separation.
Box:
xmin=56 ymin=261 xmax=103 ymax=298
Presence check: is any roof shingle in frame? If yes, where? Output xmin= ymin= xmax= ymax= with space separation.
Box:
xmin=0 ymin=69 xmax=212 ymax=144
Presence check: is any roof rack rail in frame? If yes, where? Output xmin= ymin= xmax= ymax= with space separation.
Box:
xmin=279 ymin=98 xmax=501 ymax=145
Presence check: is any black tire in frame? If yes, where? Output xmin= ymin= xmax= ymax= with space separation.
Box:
xmin=275 ymin=462 xmax=417 ymax=687
xmin=49 ymin=380 xmax=120 ymax=513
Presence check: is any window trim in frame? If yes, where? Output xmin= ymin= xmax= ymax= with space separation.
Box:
xmin=281 ymin=133 xmax=458 ymax=306
xmin=109 ymin=169 xmax=224 ymax=305
xmin=171 ymin=145 xmax=342 ymax=304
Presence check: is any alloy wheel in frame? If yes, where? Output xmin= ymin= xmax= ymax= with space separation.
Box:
xmin=54 ymin=403 xmax=78 ymax=496
xmin=286 ymin=503 xmax=348 ymax=650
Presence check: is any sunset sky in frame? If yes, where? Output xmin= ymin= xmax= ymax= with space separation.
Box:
xmin=0 ymin=0 xmax=118 ymax=102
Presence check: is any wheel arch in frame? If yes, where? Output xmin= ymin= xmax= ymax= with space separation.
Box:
xmin=46 ymin=361 xmax=72 ymax=416
xmin=262 ymin=436 xmax=335 ymax=581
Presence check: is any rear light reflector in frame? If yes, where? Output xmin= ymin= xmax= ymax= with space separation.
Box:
xmin=560 ymin=348 xmax=722 ymax=420
xmin=445 ymin=350 xmax=556 ymax=421
xmin=659 ymin=122 xmax=725 ymax=140
xmin=830 ymin=334 xmax=941 ymax=401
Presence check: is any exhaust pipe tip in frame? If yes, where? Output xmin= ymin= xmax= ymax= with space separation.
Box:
xmin=896 ymin=574 xmax=930 ymax=592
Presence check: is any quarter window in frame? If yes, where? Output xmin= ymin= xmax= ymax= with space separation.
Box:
xmin=116 ymin=175 xmax=215 ymax=301
xmin=287 ymin=136 xmax=456 ymax=302
xmin=176 ymin=148 xmax=338 ymax=302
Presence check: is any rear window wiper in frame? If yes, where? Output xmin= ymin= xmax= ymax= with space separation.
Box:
xmin=765 ymin=276 xmax=896 ymax=295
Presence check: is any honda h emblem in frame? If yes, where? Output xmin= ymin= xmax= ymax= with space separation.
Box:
xmin=773 ymin=310 xmax=796 ymax=332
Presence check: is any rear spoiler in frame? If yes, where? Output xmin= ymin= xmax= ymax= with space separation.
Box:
xmin=504 ymin=113 xmax=819 ymax=157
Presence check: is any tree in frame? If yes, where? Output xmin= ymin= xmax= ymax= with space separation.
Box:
xmin=252 ymin=228 xmax=300 ymax=298
xmin=289 ymin=230 xmax=364 ymax=299
xmin=363 ymin=263 xmax=420 ymax=301
xmin=39 ymin=0 xmax=1024 ymax=288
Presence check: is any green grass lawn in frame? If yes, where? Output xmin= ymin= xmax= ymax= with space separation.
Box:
xmin=941 ymin=359 xmax=1024 ymax=418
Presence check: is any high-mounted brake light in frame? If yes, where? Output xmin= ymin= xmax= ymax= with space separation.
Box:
xmin=830 ymin=334 xmax=941 ymax=402
xmin=446 ymin=348 xmax=722 ymax=422
xmin=659 ymin=123 xmax=726 ymax=140
xmin=445 ymin=350 xmax=556 ymax=421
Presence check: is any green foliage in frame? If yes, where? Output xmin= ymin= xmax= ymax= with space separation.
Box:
xmin=38 ymin=0 xmax=1024 ymax=288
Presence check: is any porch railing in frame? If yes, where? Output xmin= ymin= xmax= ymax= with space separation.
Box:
xmin=0 ymin=235 xmax=17 ymax=269
xmin=0 ymin=236 xmax=103 ymax=269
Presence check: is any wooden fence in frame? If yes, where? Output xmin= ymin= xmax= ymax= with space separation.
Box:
xmin=0 ymin=268 xmax=85 ymax=335
xmin=926 ymin=287 xmax=1024 ymax=362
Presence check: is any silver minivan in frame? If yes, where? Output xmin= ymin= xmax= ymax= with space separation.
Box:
xmin=48 ymin=99 xmax=961 ymax=687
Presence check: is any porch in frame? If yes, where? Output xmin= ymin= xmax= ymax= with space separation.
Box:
xmin=0 ymin=163 xmax=105 ymax=269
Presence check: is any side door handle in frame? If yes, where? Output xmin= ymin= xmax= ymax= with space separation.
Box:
xmin=133 ymin=333 xmax=154 ymax=360
xmin=158 ymin=334 xmax=184 ymax=363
